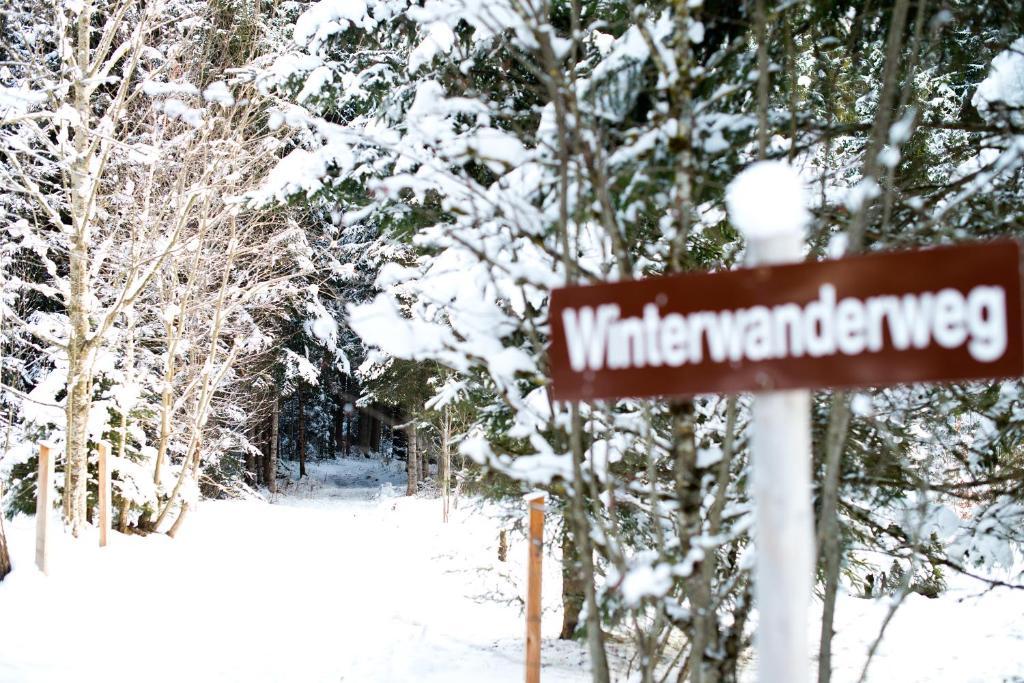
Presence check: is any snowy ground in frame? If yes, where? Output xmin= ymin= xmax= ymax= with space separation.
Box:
xmin=811 ymin=575 xmax=1024 ymax=683
xmin=0 ymin=457 xmax=589 ymax=683
xmin=1 ymin=457 xmax=1022 ymax=682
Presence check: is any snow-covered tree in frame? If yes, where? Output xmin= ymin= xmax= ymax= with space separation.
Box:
xmin=253 ymin=0 xmax=1024 ymax=679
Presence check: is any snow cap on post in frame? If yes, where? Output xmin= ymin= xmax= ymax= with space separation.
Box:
xmin=726 ymin=160 xmax=810 ymax=242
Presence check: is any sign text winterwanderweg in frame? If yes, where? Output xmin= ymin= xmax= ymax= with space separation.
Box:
xmin=548 ymin=240 xmax=1023 ymax=401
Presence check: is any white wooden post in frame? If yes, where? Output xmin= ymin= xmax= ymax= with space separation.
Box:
xmin=747 ymin=230 xmax=814 ymax=683
xmin=35 ymin=442 xmax=54 ymax=574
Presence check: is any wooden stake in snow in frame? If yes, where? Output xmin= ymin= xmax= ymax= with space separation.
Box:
xmin=35 ymin=443 xmax=54 ymax=574
xmin=525 ymin=492 xmax=546 ymax=683
xmin=98 ymin=441 xmax=111 ymax=547
xmin=728 ymin=161 xmax=814 ymax=683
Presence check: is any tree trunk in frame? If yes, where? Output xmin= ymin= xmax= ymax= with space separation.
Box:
xmin=154 ymin=326 xmax=177 ymax=487
xmin=670 ymin=399 xmax=713 ymax=683
xmin=298 ymin=385 xmax=306 ymax=478
xmin=817 ymin=394 xmax=852 ymax=683
xmin=358 ymin=409 xmax=371 ymax=451
xmin=420 ymin=427 xmax=429 ymax=481
xmin=63 ymin=354 xmax=91 ymax=536
xmin=370 ymin=410 xmax=382 ymax=454
xmin=335 ymin=405 xmax=344 ymax=458
xmin=569 ymin=404 xmax=611 ymax=681
xmin=62 ymin=11 xmax=96 ymax=537
xmin=244 ymin=427 xmax=256 ymax=487
xmin=0 ymin=483 xmax=11 ymax=581
xmin=498 ymin=529 xmax=509 ymax=561
xmin=343 ymin=412 xmax=350 ymax=457
xmin=256 ymin=420 xmax=266 ymax=486
xmin=343 ymin=408 xmax=350 ymax=458
xmin=341 ymin=375 xmax=350 ymax=457
xmin=167 ymin=502 xmax=188 ymax=539
xmin=64 ymin=248 xmax=91 ymax=535
xmin=117 ymin=495 xmax=130 ymax=533
xmin=290 ymin=397 xmax=298 ymax=460
xmin=327 ymin=409 xmax=335 ymax=462
xmin=265 ymin=393 xmax=279 ymax=493
xmin=440 ymin=410 xmax=451 ymax=522
xmin=406 ymin=421 xmax=418 ymax=496
xmin=560 ymin=522 xmax=585 ymax=639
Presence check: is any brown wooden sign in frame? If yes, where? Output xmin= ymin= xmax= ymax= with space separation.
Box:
xmin=548 ymin=240 xmax=1024 ymax=401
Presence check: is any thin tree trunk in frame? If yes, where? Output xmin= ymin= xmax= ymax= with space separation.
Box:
xmin=440 ymin=409 xmax=451 ymax=522
xmin=406 ymin=421 xmax=418 ymax=496
xmin=64 ymin=357 xmax=91 ymax=536
xmin=363 ymin=412 xmax=373 ymax=453
xmin=671 ymin=398 xmax=710 ymax=683
xmin=117 ymin=495 xmax=130 ymax=533
xmin=343 ymin=410 xmax=350 ymax=458
xmin=332 ymin=404 xmax=342 ymax=457
xmin=817 ymin=394 xmax=852 ymax=683
xmin=265 ymin=392 xmax=279 ymax=493
xmin=0 ymin=483 xmax=11 ymax=581
xmin=498 ymin=529 xmax=509 ymax=561
xmin=370 ymin=410 xmax=382 ymax=453
xmin=62 ymin=5 xmax=96 ymax=537
xmin=569 ymin=403 xmax=611 ymax=682
xmin=820 ymin=5 xmax=911 ymax=676
xmin=152 ymin=225 xmax=241 ymax=532
xmin=117 ymin=306 xmax=136 ymax=529
xmin=560 ymin=521 xmax=585 ymax=639
xmin=298 ymin=384 xmax=306 ymax=478
xmin=341 ymin=376 xmax=350 ymax=457
xmin=755 ymin=0 xmax=770 ymax=159
xmin=244 ymin=424 xmax=256 ymax=487
xmin=420 ymin=428 xmax=429 ymax=481
xmin=167 ymin=502 xmax=188 ymax=539
xmin=290 ymin=397 xmax=298 ymax=460
xmin=154 ymin=322 xmax=179 ymax=487
xmin=256 ymin=424 xmax=265 ymax=487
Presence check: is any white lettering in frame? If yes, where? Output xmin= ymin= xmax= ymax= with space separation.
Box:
xmin=772 ymin=303 xmax=805 ymax=358
xmin=743 ymin=306 xmax=774 ymax=361
xmin=836 ymin=297 xmax=867 ymax=355
xmin=608 ymin=317 xmax=645 ymax=369
xmin=966 ymin=286 xmax=1007 ymax=362
xmin=643 ymin=304 xmax=664 ymax=367
xmin=865 ymin=296 xmax=897 ymax=352
xmin=932 ymin=288 xmax=967 ymax=349
xmin=703 ymin=310 xmax=744 ymax=363
xmin=893 ymin=292 xmax=936 ymax=350
xmin=804 ymin=284 xmax=837 ymax=357
xmin=559 ymin=283 xmax=1009 ymax=372
xmin=660 ymin=313 xmax=689 ymax=366
xmin=562 ymin=304 xmax=619 ymax=371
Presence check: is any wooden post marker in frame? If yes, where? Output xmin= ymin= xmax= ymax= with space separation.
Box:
xmin=98 ymin=440 xmax=111 ymax=547
xmin=525 ymin=492 xmax=546 ymax=683
xmin=35 ymin=443 xmax=54 ymax=574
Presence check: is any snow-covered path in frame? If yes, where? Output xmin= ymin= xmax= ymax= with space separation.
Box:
xmin=0 ymin=458 xmax=589 ymax=683
xmin=2 ymin=457 xmax=1023 ymax=682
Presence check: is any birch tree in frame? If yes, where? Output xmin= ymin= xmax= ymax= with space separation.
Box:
xmin=0 ymin=0 xmax=198 ymax=534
